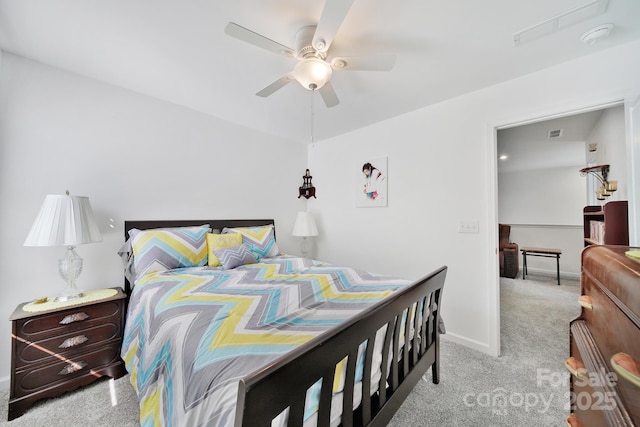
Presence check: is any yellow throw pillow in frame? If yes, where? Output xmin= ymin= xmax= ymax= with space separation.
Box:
xmin=207 ymin=233 xmax=242 ymax=267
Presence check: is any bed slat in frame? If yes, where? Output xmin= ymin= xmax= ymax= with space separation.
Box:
xmin=360 ymin=333 xmax=376 ymax=425
xmin=390 ymin=314 xmax=401 ymax=391
xmin=317 ymin=368 xmax=335 ymax=426
xmin=377 ymin=319 xmax=394 ymax=409
xmin=342 ymin=350 xmax=358 ymax=426
xmin=421 ymin=296 xmax=429 ymax=354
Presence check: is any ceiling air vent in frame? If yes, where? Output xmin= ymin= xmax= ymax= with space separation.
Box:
xmin=513 ymin=0 xmax=609 ymax=46
xmin=548 ymin=129 xmax=563 ymax=139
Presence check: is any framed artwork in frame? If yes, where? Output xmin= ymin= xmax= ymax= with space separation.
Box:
xmin=356 ymin=156 xmax=387 ymax=207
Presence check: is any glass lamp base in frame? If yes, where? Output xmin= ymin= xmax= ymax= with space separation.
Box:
xmin=300 ymin=237 xmax=310 ymax=258
xmin=57 ymin=246 xmax=84 ymax=302
xmin=55 ymin=289 xmax=84 ymax=302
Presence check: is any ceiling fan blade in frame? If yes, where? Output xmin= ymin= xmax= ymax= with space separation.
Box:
xmin=312 ymin=0 xmax=355 ymax=53
xmin=256 ymin=75 xmax=295 ymax=97
xmin=225 ymin=22 xmax=295 ymax=57
xmin=318 ymin=81 xmax=340 ymax=108
xmin=331 ymin=55 xmax=396 ymax=71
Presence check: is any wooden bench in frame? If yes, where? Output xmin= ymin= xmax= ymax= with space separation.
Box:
xmin=520 ymin=246 xmax=562 ymax=285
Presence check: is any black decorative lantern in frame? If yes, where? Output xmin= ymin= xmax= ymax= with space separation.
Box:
xmin=298 ymin=169 xmax=316 ymax=199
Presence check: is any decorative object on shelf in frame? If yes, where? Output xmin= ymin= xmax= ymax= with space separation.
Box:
xmin=298 ymin=169 xmax=316 ymax=199
xmin=292 ymin=211 xmax=319 ymax=258
xmin=24 ymin=191 xmax=102 ymax=302
xmin=579 ymin=164 xmax=617 ymax=200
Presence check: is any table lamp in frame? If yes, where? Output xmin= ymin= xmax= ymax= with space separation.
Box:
xmin=292 ymin=211 xmax=318 ymax=258
xmin=24 ymin=192 xmax=102 ymax=301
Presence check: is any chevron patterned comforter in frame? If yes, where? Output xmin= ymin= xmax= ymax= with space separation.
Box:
xmin=121 ymin=255 xmax=410 ymax=427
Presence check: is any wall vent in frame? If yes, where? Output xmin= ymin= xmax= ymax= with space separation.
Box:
xmin=548 ymin=129 xmax=563 ymax=138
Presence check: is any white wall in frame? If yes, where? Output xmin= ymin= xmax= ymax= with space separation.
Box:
xmin=498 ymin=166 xmax=585 ymax=278
xmin=498 ymin=166 xmax=585 ymax=226
xmin=0 ymin=53 xmax=307 ymax=386
xmin=586 ymin=106 xmax=628 ymax=201
xmin=309 ymin=40 xmax=640 ymax=356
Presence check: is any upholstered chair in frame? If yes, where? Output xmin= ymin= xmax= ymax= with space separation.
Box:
xmin=499 ymin=224 xmax=519 ymax=278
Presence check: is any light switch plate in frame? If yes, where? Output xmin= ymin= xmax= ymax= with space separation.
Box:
xmin=458 ymin=221 xmax=479 ymax=233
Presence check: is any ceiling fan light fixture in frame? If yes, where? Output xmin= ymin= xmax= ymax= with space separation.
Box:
xmin=293 ymin=57 xmax=333 ymax=90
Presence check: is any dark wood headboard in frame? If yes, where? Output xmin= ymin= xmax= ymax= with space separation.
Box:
xmin=123 ymin=219 xmax=276 ymax=295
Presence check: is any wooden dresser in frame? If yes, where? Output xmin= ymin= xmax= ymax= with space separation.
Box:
xmin=8 ymin=288 xmax=127 ymax=420
xmin=568 ymin=246 xmax=640 ymax=426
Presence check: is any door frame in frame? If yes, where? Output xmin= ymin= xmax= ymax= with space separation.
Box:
xmin=625 ymin=95 xmax=640 ymax=245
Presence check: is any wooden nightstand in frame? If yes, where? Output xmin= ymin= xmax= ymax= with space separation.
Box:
xmin=8 ymin=287 xmax=127 ymax=421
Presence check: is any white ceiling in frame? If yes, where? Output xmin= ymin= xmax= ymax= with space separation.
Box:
xmin=1 ymin=0 xmax=640 ymax=143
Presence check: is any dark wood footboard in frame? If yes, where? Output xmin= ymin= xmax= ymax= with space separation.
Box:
xmin=235 ymin=265 xmax=447 ymax=427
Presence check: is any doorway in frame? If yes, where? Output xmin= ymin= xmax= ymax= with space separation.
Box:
xmin=489 ymin=100 xmax=627 ymax=356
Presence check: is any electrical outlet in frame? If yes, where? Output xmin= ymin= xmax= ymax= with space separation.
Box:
xmin=458 ymin=221 xmax=479 ymax=233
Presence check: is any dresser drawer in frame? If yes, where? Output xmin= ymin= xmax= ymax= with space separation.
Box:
xmin=582 ymin=273 xmax=640 ymax=421
xmin=569 ymin=331 xmax=609 ymax=427
xmin=14 ymin=322 xmax=121 ymax=367
xmin=569 ymin=321 xmax=635 ymax=426
xmin=12 ymin=343 xmax=122 ymax=395
xmin=16 ymin=300 xmax=122 ymax=341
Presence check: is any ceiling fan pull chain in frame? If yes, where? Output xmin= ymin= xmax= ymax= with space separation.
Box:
xmin=310 ymin=89 xmax=315 ymax=144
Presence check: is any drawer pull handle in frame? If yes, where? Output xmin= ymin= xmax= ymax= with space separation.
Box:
xmin=59 ymin=312 xmax=89 ymax=325
xmin=577 ymin=295 xmax=592 ymax=310
xmin=611 ymin=352 xmax=640 ymax=389
xmin=58 ymin=361 xmax=87 ymax=376
xmin=566 ymin=413 xmax=579 ymax=427
xmin=565 ymin=357 xmax=587 ymax=378
xmin=58 ymin=335 xmax=88 ymax=349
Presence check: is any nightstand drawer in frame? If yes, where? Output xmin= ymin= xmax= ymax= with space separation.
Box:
xmin=12 ymin=344 xmax=122 ymax=394
xmin=15 ymin=322 xmax=121 ymax=367
xmin=17 ymin=300 xmax=121 ymax=340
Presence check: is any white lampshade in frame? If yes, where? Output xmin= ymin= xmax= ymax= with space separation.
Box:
xmin=292 ymin=211 xmax=319 ymax=237
xmin=24 ymin=194 xmax=102 ymax=247
xmin=293 ymin=58 xmax=333 ymax=90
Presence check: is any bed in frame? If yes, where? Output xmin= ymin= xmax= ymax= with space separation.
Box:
xmin=120 ymin=219 xmax=447 ymax=427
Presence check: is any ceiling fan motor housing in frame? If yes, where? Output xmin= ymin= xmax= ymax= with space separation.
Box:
xmin=295 ymin=26 xmax=323 ymax=59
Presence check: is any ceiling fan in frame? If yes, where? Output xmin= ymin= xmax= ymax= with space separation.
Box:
xmin=224 ymin=0 xmax=396 ymax=108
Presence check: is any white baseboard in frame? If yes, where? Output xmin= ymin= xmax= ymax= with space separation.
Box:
xmin=441 ymin=332 xmax=497 ymax=356
xmin=520 ymin=267 xmax=580 ymax=281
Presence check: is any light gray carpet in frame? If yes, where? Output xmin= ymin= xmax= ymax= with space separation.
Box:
xmin=388 ymin=275 xmax=581 ymax=427
xmin=0 ymin=276 xmax=580 ymax=426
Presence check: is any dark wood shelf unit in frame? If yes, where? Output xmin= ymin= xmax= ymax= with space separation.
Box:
xmin=582 ymin=200 xmax=629 ymax=246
